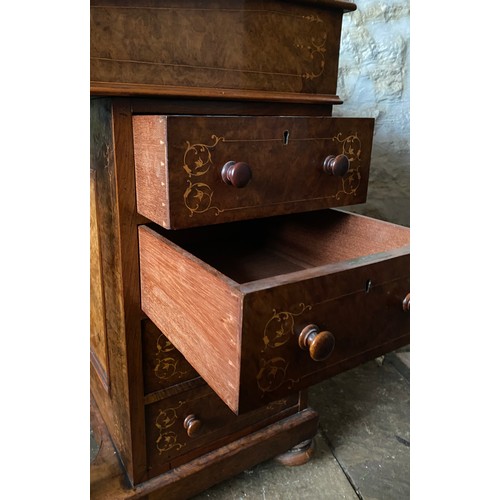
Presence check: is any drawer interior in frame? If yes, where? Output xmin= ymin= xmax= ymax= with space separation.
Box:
xmin=153 ymin=209 xmax=409 ymax=284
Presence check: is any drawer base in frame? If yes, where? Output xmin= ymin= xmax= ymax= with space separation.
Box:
xmin=90 ymin=396 xmax=319 ymax=500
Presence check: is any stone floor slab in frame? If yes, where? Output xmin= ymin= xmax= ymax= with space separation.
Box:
xmin=310 ymin=361 xmax=410 ymax=500
xmin=193 ymin=434 xmax=359 ymax=500
xmin=385 ymin=345 xmax=410 ymax=381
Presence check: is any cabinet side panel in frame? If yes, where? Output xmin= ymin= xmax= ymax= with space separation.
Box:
xmin=90 ymin=168 xmax=110 ymax=388
xmin=90 ymin=97 xmax=148 ymax=484
xmin=91 ymin=97 xmax=129 ymax=470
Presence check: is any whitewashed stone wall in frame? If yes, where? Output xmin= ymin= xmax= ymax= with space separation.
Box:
xmin=334 ymin=0 xmax=410 ymax=227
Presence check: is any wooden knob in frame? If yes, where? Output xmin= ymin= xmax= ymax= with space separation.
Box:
xmin=402 ymin=293 xmax=410 ymax=312
xmin=221 ymin=161 xmax=252 ymax=188
xmin=183 ymin=414 xmax=202 ymax=438
xmin=298 ymin=324 xmax=335 ymax=362
xmin=323 ymin=154 xmax=349 ymax=176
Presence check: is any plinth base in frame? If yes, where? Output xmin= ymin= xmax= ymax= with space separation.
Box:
xmin=90 ymin=398 xmax=318 ymax=500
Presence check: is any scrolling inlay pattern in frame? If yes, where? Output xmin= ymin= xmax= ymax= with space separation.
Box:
xmin=180 ymin=130 xmax=363 ymax=216
xmin=154 ymin=334 xmax=188 ymax=382
xmin=154 ymin=402 xmax=186 ymax=455
xmin=332 ymin=132 xmax=363 ymax=198
xmin=182 ymin=135 xmax=225 ymax=216
xmin=294 ymin=17 xmax=327 ymax=80
xmin=257 ymin=303 xmax=312 ymax=394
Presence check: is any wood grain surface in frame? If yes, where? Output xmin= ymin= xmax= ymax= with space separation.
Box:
xmin=91 ymin=394 xmax=319 ymax=500
xmin=138 ymin=225 xmax=243 ymax=413
xmin=141 ymin=318 xmax=199 ymax=397
xmin=144 ymin=384 xmax=299 ymax=478
xmin=90 ymin=168 xmax=109 ymax=390
xmin=90 ymin=98 xmax=149 ymax=485
xmin=133 ymin=115 xmax=374 ymax=228
xmin=90 ymin=0 xmax=355 ymax=102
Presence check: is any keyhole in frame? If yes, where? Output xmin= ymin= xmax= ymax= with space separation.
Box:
xmin=283 ymin=130 xmax=290 ymax=145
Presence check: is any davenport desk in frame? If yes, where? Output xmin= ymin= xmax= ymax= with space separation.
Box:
xmin=90 ymin=1 xmax=410 ymax=498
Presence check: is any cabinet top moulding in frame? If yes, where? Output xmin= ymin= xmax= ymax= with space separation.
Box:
xmin=90 ymin=0 xmax=357 ymax=103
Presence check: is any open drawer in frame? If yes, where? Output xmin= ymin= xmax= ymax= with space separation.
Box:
xmin=139 ymin=209 xmax=410 ymax=414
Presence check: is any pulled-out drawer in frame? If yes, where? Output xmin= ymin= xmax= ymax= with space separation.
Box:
xmin=133 ymin=116 xmax=374 ymax=228
xmin=139 ymin=209 xmax=410 ymax=414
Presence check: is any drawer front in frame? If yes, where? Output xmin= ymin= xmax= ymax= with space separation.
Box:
xmin=145 ymin=385 xmax=298 ymax=478
xmin=238 ymin=254 xmax=409 ymax=413
xmin=133 ymin=116 xmax=374 ymax=228
xmin=142 ymin=318 xmax=199 ymax=396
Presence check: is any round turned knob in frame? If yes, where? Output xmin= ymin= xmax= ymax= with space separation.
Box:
xmin=402 ymin=293 xmax=410 ymax=312
xmin=298 ymin=324 xmax=335 ymax=362
xmin=183 ymin=414 xmax=202 ymax=438
xmin=323 ymin=154 xmax=349 ymax=177
xmin=221 ymin=161 xmax=252 ymax=188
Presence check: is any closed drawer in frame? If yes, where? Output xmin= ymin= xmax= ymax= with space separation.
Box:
xmin=139 ymin=209 xmax=410 ymax=414
xmin=133 ymin=116 xmax=374 ymax=228
xmin=145 ymin=384 xmax=298 ymax=478
xmin=142 ymin=318 xmax=199 ymax=396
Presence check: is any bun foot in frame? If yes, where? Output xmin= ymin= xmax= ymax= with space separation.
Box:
xmin=274 ymin=438 xmax=315 ymax=466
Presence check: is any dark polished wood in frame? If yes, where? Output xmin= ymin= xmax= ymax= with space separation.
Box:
xmin=183 ymin=415 xmax=202 ymax=438
xmin=221 ymin=161 xmax=253 ymax=188
xmin=144 ymin=384 xmax=299 ymax=478
xmin=141 ymin=318 xmax=199 ymax=397
xmin=298 ymin=324 xmax=336 ymax=362
xmin=91 ymin=394 xmax=319 ymax=500
xmin=133 ymin=115 xmax=374 ymax=229
xmin=90 ymin=168 xmax=109 ymax=391
xmin=91 ymin=82 xmax=344 ymax=105
xmin=323 ymin=153 xmax=349 ymax=176
xmin=402 ymin=292 xmax=410 ymax=312
xmin=90 ymin=0 xmax=355 ymax=103
xmin=90 ymin=97 xmax=148 ymax=484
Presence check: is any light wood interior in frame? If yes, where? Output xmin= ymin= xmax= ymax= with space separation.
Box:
xmin=157 ymin=210 xmax=409 ymax=284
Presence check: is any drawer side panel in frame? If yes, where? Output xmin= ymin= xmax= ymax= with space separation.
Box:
xmin=138 ymin=225 xmax=243 ymax=413
xmin=133 ymin=116 xmax=170 ymax=228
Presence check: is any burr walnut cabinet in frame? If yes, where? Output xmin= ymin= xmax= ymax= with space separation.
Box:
xmin=90 ymin=1 xmax=410 ymax=498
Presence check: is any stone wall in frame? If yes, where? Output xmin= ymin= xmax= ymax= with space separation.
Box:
xmin=334 ymin=0 xmax=410 ymax=227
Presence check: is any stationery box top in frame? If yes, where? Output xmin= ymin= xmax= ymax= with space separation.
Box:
xmin=90 ymin=0 xmax=357 ymax=104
